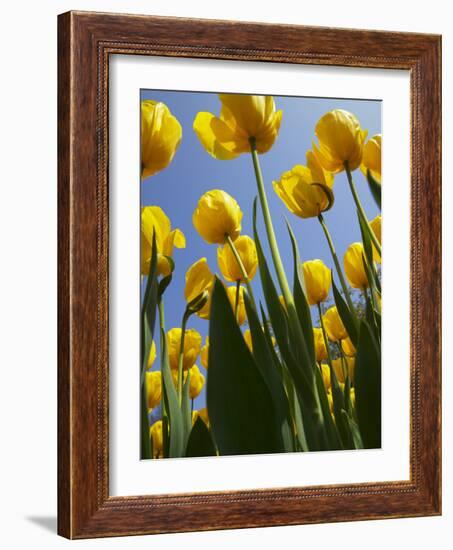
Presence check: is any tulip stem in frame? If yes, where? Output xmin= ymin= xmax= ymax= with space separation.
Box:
xmin=177 ymin=312 xmax=189 ymax=405
xmin=249 ymin=138 xmax=294 ymax=309
xmin=225 ymin=235 xmax=257 ymax=311
xmin=234 ymin=280 xmax=241 ymax=321
xmin=317 ymin=213 xmax=356 ymax=315
xmin=344 ymin=163 xmax=382 ymax=257
xmin=158 ymin=299 xmax=169 ymax=458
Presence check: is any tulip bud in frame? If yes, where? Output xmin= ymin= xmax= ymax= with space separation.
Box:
xmin=361 ymin=134 xmax=381 ymax=183
xmin=146 ymin=371 xmax=162 ymax=410
xmin=313 ymin=327 xmax=328 ymax=362
xmin=218 ymin=235 xmax=258 ymax=282
xmin=188 ymin=365 xmax=205 ymax=399
xmin=166 ymin=327 xmax=202 ymax=371
xmin=184 ymin=258 xmax=215 ymax=319
xmin=302 ymin=260 xmax=332 ymax=305
xmin=150 ymin=420 xmax=164 ymax=459
xmin=344 ymin=242 xmax=369 ymax=289
xmin=323 ymin=306 xmax=348 ymax=342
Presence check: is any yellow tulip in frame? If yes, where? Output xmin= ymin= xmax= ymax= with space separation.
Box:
xmin=313 ymin=109 xmax=368 ymax=173
xmin=188 ymin=365 xmax=205 ymax=399
xmin=226 ymin=285 xmax=247 ymax=326
xmin=193 ymin=407 xmax=210 ymax=427
xmin=146 ymin=340 xmax=157 ymax=370
xmin=141 ymin=206 xmax=186 ymax=277
xmin=320 ymin=363 xmax=331 ymax=390
xmin=184 ymin=258 xmax=215 ymax=319
xmin=306 ymin=148 xmax=335 ymax=187
xmin=273 ymin=164 xmax=333 ymax=219
xmin=167 ymin=327 xmax=202 ymax=371
xmin=313 ymin=327 xmax=328 ymax=362
xmin=302 ymin=259 xmax=332 ymax=305
xmin=327 ymin=390 xmax=334 ymax=414
xmin=243 ymin=329 xmax=253 ymax=351
xmin=350 ymin=387 xmax=356 ymax=408
xmin=193 ymin=94 xmax=282 ymax=159
xmin=141 ymin=100 xmax=182 ymax=179
xmin=361 ymin=134 xmax=381 ymax=183
xmin=323 ymin=306 xmax=348 ymax=342
xmin=217 ymin=235 xmax=258 ymax=282
xmin=150 ymin=420 xmax=164 ymax=458
xmin=146 ymin=370 xmax=162 ymax=410
xmin=341 ymin=336 xmax=356 ymax=357
xmin=332 ymin=357 xmax=355 ymax=384
xmin=193 ymin=190 xmax=243 ymax=244
xmin=344 ymin=242 xmax=369 ymax=289
xmin=200 ymin=337 xmax=209 ymax=369
xmin=370 ymin=214 xmax=382 ymax=263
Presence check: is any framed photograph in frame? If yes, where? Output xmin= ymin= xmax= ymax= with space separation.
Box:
xmin=58 ymin=11 xmax=441 ymax=538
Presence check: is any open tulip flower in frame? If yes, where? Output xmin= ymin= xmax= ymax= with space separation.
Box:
xmin=193 ymin=189 xmax=243 ymax=244
xmin=167 ymin=327 xmax=202 ymax=371
xmin=313 ymin=109 xmax=368 ymax=173
xmin=141 ymin=206 xmax=186 ymax=277
xmin=226 ymin=285 xmax=247 ymax=326
xmin=273 ymin=164 xmax=334 ymax=219
xmin=313 ymin=327 xmax=328 ymax=362
xmin=184 ymin=258 xmax=215 ymax=319
xmin=302 ymin=259 xmax=332 ymax=305
xmin=193 ymin=94 xmax=282 ymax=159
xmin=146 ymin=370 xmax=162 ymax=410
xmin=344 ymin=242 xmax=370 ymax=290
xmin=218 ymin=235 xmax=258 ymax=282
xmin=141 ymin=100 xmax=182 ymax=179
xmin=323 ymin=306 xmax=348 ymax=342
xmin=150 ymin=420 xmax=164 ymax=459
xmin=361 ymin=134 xmax=382 ymax=183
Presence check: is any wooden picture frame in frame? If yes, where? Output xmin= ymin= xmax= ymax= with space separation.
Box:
xmin=58 ymin=10 xmax=441 ymax=539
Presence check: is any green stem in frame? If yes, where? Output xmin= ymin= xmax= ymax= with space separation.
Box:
xmin=234 ymin=280 xmax=241 ymax=321
xmin=225 ymin=234 xmax=257 ymax=311
xmin=318 ymin=213 xmax=356 ymax=314
xmin=317 ymin=303 xmax=333 ymax=369
xmin=344 ymin=163 xmax=382 ymax=256
xmin=177 ymin=313 xmax=189 ymax=405
xmin=249 ymin=138 xmax=294 ymax=308
xmin=158 ymin=299 xmax=169 ymax=458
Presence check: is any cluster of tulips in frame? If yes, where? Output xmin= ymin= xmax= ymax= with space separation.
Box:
xmin=140 ymin=95 xmax=382 ymax=459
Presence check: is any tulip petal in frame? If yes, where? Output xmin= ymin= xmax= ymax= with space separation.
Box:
xmin=193 ymin=112 xmax=240 ymax=160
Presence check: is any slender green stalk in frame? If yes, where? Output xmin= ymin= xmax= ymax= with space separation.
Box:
xmin=225 ymin=234 xmax=257 ymax=311
xmin=249 ymin=138 xmax=294 ymax=307
xmin=234 ymin=280 xmax=241 ymax=321
xmin=344 ymin=162 xmax=382 ymax=256
xmin=177 ymin=313 xmax=189 ymax=405
xmin=317 ymin=303 xmax=333 ymax=369
xmin=318 ymin=213 xmax=355 ymax=314
xmin=158 ymin=299 xmax=169 ymax=458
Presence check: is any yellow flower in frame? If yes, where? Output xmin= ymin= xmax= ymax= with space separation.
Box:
xmin=306 ymin=149 xmax=335 ymax=187
xmin=273 ymin=164 xmax=333 ymax=219
xmin=188 ymin=365 xmax=205 ymax=399
xmin=193 ymin=94 xmax=282 ymax=159
xmin=146 ymin=370 xmax=162 ymax=410
xmin=313 ymin=109 xmax=368 ymax=173
xmin=226 ymin=285 xmax=247 ymax=326
xmin=193 ymin=190 xmax=243 ymax=244
xmin=341 ymin=336 xmax=356 ymax=357
xmin=150 ymin=420 xmax=164 ymax=458
xmin=167 ymin=327 xmax=202 ymax=371
xmin=313 ymin=327 xmax=328 ymax=362
xmin=146 ymin=341 xmax=157 ymax=370
xmin=217 ymin=235 xmax=258 ymax=282
xmin=184 ymin=258 xmax=215 ymax=319
xmin=361 ymin=134 xmax=381 ymax=183
xmin=344 ymin=242 xmax=369 ymax=289
xmin=320 ymin=363 xmax=331 ymax=390
xmin=141 ymin=206 xmax=186 ymax=277
xmin=302 ymin=259 xmax=332 ymax=305
xmin=332 ymin=357 xmax=355 ymax=384
xmin=200 ymin=337 xmax=209 ymax=369
xmin=193 ymin=407 xmax=210 ymax=427
xmin=370 ymin=214 xmax=382 ymax=263
xmin=243 ymin=329 xmax=253 ymax=351
xmin=350 ymin=387 xmax=356 ymax=408
xmin=141 ymin=100 xmax=182 ymax=179
xmin=323 ymin=306 xmax=347 ymax=342
xmin=327 ymin=390 xmax=334 ymax=414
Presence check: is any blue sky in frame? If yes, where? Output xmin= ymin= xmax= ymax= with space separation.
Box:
xmin=141 ymin=90 xmax=381 ymax=413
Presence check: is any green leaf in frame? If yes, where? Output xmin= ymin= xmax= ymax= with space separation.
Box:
xmin=341 ymin=410 xmax=364 ymax=450
xmin=185 ymin=417 xmax=216 ymax=457
xmin=366 ymin=169 xmax=381 ymax=210
xmin=181 ymin=370 xmax=192 ymax=450
xmin=207 ymin=278 xmax=285 ymax=455
xmin=314 ymin=366 xmax=342 ymax=450
xmin=332 ymin=279 xmax=358 ymax=346
xmin=354 ymin=321 xmax=381 ymax=449
xmin=286 ymin=219 xmax=315 ymax=365
xmin=244 ymin=292 xmax=293 ymax=452
xmin=160 ymin=327 xmax=184 ymax=457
